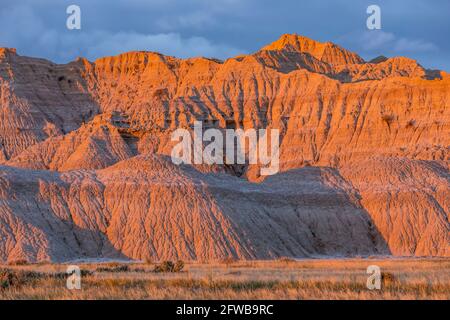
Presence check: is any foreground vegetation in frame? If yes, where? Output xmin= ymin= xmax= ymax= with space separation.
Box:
xmin=0 ymin=258 xmax=448 ymax=300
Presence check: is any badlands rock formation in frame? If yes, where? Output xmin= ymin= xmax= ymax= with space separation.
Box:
xmin=0 ymin=34 xmax=448 ymax=262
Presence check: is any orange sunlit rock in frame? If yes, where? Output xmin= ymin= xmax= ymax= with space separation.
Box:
xmin=0 ymin=34 xmax=448 ymax=262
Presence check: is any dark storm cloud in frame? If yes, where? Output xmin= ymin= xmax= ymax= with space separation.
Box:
xmin=0 ymin=0 xmax=448 ymax=70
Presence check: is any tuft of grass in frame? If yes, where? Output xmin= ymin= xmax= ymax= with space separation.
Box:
xmin=0 ymin=269 xmax=21 ymax=289
xmin=221 ymin=258 xmax=238 ymax=267
xmin=278 ymin=257 xmax=296 ymax=263
xmin=0 ymin=259 xmax=448 ymax=299
xmin=96 ymin=265 xmax=130 ymax=273
xmin=153 ymin=260 xmax=184 ymax=273
xmin=0 ymin=269 xmax=51 ymax=290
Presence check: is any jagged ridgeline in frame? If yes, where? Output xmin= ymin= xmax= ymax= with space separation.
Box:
xmin=0 ymin=34 xmax=448 ymax=262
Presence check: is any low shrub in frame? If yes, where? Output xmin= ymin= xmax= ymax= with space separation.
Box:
xmin=7 ymin=259 xmax=29 ymax=266
xmin=96 ymin=265 xmax=130 ymax=273
xmin=53 ymin=269 xmax=93 ymax=279
xmin=153 ymin=260 xmax=184 ymax=273
xmin=0 ymin=269 xmax=21 ymax=289
xmin=0 ymin=269 xmax=46 ymax=289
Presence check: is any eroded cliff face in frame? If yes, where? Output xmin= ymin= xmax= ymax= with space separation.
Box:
xmin=0 ymin=34 xmax=448 ymax=262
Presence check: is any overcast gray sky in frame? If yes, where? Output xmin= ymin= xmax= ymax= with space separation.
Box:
xmin=1 ymin=0 xmax=449 ymax=70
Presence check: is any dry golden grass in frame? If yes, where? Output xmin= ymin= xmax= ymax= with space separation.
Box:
xmin=0 ymin=258 xmax=448 ymax=300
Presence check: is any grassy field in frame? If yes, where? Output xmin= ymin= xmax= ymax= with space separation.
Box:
xmin=0 ymin=258 xmax=449 ymax=300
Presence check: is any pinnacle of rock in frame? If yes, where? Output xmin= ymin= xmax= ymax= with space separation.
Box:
xmin=261 ymin=33 xmax=365 ymax=65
